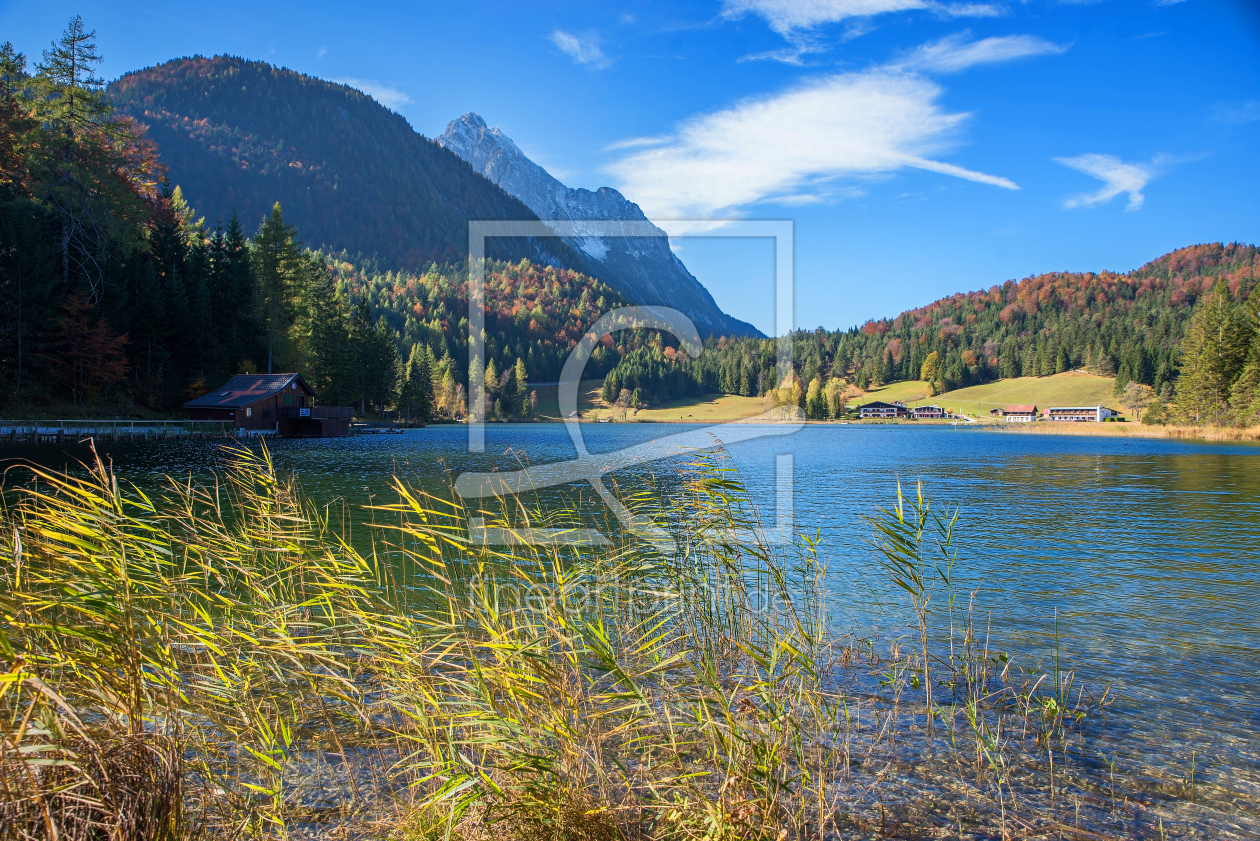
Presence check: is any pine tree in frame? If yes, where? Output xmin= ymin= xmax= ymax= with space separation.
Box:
xmin=306 ymin=257 xmax=351 ymax=405
xmin=513 ymin=357 xmax=528 ymax=418
xmin=400 ymin=343 xmax=434 ymax=424
xmin=1174 ymin=280 xmax=1250 ymax=424
xmin=1229 ymin=290 xmax=1260 ymax=425
xmin=251 ymin=202 xmax=302 ymax=373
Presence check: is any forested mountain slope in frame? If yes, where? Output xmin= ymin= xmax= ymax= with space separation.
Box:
xmin=107 ymin=56 xmax=585 ymax=271
xmin=601 ymin=243 xmax=1260 ymax=408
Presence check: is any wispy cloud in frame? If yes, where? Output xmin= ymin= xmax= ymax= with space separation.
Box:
xmin=333 ymin=78 xmax=411 ymax=108
xmin=1055 ymin=153 xmax=1156 ymax=211
xmin=607 ymin=69 xmax=1017 ymax=219
xmin=721 ymin=0 xmax=1000 ymax=35
xmin=603 ymin=135 xmax=672 ymax=151
xmin=893 ymin=31 xmax=1068 ymax=73
xmin=550 ymin=30 xmax=611 ymax=68
xmin=1210 ymin=100 xmax=1260 ymax=126
xmin=317 ymin=45 xmax=327 ymax=58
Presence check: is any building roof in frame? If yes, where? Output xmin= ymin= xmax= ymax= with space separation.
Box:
xmin=857 ymin=401 xmax=906 ymax=410
xmin=1048 ymin=405 xmax=1103 ymax=411
xmin=184 ymin=373 xmax=312 ymax=409
xmin=1003 ymin=404 xmax=1037 ymax=413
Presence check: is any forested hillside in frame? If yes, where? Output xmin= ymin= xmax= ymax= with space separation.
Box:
xmin=108 ymin=56 xmax=586 ymax=272
xmin=0 ymin=21 xmax=645 ymax=419
xmin=601 ymin=243 xmax=1260 ymax=424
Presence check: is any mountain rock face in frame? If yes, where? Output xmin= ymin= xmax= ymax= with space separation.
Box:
xmin=438 ymin=113 xmax=759 ymax=338
xmin=109 ymin=58 xmax=582 ymax=271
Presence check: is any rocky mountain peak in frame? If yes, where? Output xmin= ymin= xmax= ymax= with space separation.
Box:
xmin=438 ymin=114 xmax=759 ymax=338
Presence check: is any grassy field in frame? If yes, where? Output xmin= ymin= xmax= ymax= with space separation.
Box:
xmin=526 ymin=373 xmax=1120 ymax=425
xmin=525 ymin=380 xmax=606 ymax=422
xmin=861 ymin=372 xmax=1119 ymax=420
xmin=631 ymin=392 xmax=768 ymax=423
xmin=916 ymin=372 xmax=1119 ymax=419
xmin=530 ymin=383 xmax=770 ymax=424
xmin=859 ymin=380 xmax=930 ymax=405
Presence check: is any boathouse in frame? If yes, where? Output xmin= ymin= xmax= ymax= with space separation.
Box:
xmin=184 ymin=373 xmax=353 ymax=437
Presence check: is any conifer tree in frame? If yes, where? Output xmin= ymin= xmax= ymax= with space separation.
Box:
xmin=513 ymin=357 xmax=528 ymax=417
xmin=400 ymin=343 xmax=434 ymax=424
xmin=251 ymin=202 xmax=302 ymax=373
xmin=1174 ymin=280 xmax=1250 ymax=424
xmin=305 ymin=257 xmax=351 ymax=405
xmin=1229 ymin=291 xmax=1260 ymax=425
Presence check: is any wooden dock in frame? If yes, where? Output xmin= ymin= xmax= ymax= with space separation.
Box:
xmin=1 ymin=420 xmax=238 ymax=444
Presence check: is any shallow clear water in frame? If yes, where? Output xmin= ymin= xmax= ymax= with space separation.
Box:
xmin=4 ymin=423 xmax=1259 ymax=827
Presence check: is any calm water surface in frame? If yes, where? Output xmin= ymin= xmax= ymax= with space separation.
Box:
xmin=4 ymin=424 xmax=1259 ymax=817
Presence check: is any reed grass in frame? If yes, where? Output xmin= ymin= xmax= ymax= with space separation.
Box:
xmin=0 ymin=441 xmax=1235 ymax=839
xmin=981 ymin=420 xmax=1260 ymax=442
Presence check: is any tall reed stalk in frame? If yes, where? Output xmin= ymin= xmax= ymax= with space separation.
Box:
xmin=0 ymin=441 xmax=1207 ymax=841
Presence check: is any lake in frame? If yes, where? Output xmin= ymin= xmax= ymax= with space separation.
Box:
xmin=3 ymin=423 xmax=1258 ymax=832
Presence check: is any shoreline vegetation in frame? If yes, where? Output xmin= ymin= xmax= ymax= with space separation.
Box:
xmin=0 ymin=442 xmax=1249 ymax=840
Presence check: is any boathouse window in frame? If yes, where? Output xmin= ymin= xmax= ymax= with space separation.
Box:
xmin=284 ymin=393 xmax=293 ymax=406
xmin=246 ymin=408 xmax=252 ymax=417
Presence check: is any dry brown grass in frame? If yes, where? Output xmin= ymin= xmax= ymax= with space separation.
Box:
xmin=979 ymin=421 xmax=1260 ymax=442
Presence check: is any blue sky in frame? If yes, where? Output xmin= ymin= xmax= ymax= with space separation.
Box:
xmin=2 ymin=0 xmax=1258 ymax=334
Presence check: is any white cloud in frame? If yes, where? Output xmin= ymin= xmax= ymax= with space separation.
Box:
xmin=607 ymin=69 xmax=1017 ymax=219
xmin=550 ymin=30 xmax=611 ymax=68
xmin=603 ymin=135 xmax=673 ymax=151
xmin=317 ymin=45 xmax=327 ymax=58
xmin=721 ymin=0 xmax=999 ymax=34
xmin=333 ymin=78 xmax=411 ymax=108
xmin=1055 ymin=153 xmax=1153 ymax=211
xmin=894 ymin=31 xmax=1068 ymax=73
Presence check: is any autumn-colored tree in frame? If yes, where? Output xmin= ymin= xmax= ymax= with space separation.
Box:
xmin=30 ymin=17 xmax=162 ymax=301
xmin=49 ymin=293 xmax=128 ymax=404
xmin=920 ymin=350 xmax=942 ymax=396
xmin=1120 ymin=381 xmax=1156 ymax=419
xmin=824 ymin=377 xmax=847 ymax=418
xmin=805 ymin=376 xmax=825 ymax=420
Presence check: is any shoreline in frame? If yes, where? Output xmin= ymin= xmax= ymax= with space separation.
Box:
xmin=532 ymin=415 xmax=1260 ymax=443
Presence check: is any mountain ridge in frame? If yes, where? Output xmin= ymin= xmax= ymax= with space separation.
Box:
xmin=438 ymin=112 xmax=760 ymax=338
xmin=107 ymin=56 xmax=584 ymax=272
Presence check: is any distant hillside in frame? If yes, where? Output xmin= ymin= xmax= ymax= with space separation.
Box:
xmin=108 ymin=56 xmax=584 ymax=271
xmin=599 ymin=243 xmax=1260 ymax=407
xmin=329 ymin=257 xmax=634 ymax=385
